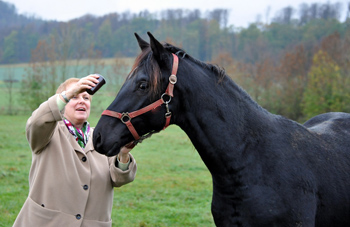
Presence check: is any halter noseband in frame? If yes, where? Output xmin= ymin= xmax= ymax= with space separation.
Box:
xmin=101 ymin=53 xmax=179 ymax=142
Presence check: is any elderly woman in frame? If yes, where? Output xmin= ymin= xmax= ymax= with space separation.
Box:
xmin=13 ymin=74 xmax=137 ymax=227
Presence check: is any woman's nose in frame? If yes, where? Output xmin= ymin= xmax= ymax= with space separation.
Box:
xmin=78 ymin=97 xmax=85 ymax=103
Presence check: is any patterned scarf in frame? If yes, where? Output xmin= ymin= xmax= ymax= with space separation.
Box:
xmin=63 ymin=118 xmax=90 ymax=148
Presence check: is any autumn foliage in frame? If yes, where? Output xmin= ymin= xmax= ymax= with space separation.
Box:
xmin=216 ymin=30 xmax=350 ymax=122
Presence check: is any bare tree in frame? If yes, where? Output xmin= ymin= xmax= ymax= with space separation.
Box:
xmin=309 ymin=3 xmax=319 ymax=20
xmin=3 ymin=67 xmax=17 ymax=114
xmin=299 ymin=3 xmax=310 ymax=25
xmin=107 ymin=55 xmax=131 ymax=93
xmin=273 ymin=6 xmax=294 ymax=24
xmin=20 ymin=23 xmax=104 ymax=111
xmin=208 ymin=9 xmax=229 ymax=28
xmin=265 ymin=6 xmax=271 ymax=25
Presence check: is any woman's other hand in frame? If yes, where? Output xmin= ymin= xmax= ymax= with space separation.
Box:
xmin=118 ymin=142 xmax=135 ymax=163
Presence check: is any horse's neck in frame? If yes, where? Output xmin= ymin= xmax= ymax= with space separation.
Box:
xmin=176 ymin=74 xmax=274 ymax=175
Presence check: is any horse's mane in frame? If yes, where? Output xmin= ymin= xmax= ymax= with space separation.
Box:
xmin=164 ymin=43 xmax=226 ymax=83
xmin=127 ymin=42 xmax=226 ymax=97
xmin=162 ymin=44 xmax=270 ymax=116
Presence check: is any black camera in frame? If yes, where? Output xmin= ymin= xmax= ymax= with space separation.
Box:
xmin=87 ymin=74 xmax=106 ymax=95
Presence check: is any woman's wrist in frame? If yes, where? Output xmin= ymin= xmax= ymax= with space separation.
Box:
xmin=60 ymin=91 xmax=70 ymax=103
xmin=118 ymin=153 xmax=130 ymax=164
xmin=60 ymin=90 xmax=75 ymax=103
xmin=57 ymin=95 xmax=67 ymax=111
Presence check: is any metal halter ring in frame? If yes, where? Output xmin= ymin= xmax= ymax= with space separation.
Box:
xmin=161 ymin=93 xmax=172 ymax=104
xmin=121 ymin=112 xmax=131 ymax=123
xmin=169 ymin=75 xmax=177 ymax=84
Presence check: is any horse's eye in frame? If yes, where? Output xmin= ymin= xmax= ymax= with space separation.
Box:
xmin=139 ymin=82 xmax=149 ymax=90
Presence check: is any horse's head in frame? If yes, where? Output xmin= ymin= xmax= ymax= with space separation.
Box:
xmin=93 ymin=32 xmax=181 ymax=156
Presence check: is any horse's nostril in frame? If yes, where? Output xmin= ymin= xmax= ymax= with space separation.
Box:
xmin=93 ymin=131 xmax=102 ymax=147
xmin=94 ymin=133 xmax=106 ymax=154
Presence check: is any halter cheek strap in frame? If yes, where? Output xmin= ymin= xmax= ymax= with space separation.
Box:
xmin=102 ymin=53 xmax=179 ymax=142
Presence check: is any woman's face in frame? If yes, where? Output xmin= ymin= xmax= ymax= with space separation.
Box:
xmin=64 ymin=83 xmax=91 ymax=128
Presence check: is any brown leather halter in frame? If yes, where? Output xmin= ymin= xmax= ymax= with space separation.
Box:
xmin=101 ymin=53 xmax=179 ymax=142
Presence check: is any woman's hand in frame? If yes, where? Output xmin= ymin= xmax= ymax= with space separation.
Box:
xmin=65 ymin=74 xmax=100 ymax=99
xmin=118 ymin=142 xmax=135 ymax=163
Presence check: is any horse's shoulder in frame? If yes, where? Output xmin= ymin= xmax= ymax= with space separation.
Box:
xmin=303 ymin=112 xmax=350 ymax=135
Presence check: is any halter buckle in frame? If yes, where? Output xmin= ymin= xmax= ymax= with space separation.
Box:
xmin=121 ymin=112 xmax=131 ymax=123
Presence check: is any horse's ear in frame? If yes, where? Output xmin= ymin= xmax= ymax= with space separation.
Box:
xmin=135 ymin=33 xmax=149 ymax=51
xmin=147 ymin=32 xmax=167 ymax=61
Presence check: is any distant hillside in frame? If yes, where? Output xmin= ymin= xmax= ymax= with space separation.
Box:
xmin=0 ymin=1 xmax=44 ymax=28
xmin=0 ymin=0 xmax=349 ymax=65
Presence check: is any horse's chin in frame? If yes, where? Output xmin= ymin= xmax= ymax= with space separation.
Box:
xmin=105 ymin=142 xmax=121 ymax=157
xmin=104 ymin=140 xmax=136 ymax=157
xmin=106 ymin=150 xmax=119 ymax=157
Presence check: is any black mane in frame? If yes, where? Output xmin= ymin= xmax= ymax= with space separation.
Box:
xmin=164 ymin=43 xmax=226 ymax=82
xmin=128 ymin=42 xmax=227 ymax=97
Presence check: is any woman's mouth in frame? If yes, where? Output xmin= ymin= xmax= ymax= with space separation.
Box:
xmin=76 ymin=107 xmax=86 ymax=112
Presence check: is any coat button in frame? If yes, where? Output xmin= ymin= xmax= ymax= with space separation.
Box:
xmin=83 ymin=185 xmax=89 ymax=190
xmin=76 ymin=214 xmax=81 ymax=220
xmin=82 ymin=157 xmax=87 ymax=162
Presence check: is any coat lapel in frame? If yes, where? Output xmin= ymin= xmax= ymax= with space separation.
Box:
xmin=84 ymin=129 xmax=94 ymax=154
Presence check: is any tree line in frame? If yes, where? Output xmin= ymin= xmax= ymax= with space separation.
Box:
xmin=1 ymin=0 xmax=350 ymax=122
xmin=0 ymin=1 xmax=348 ymax=64
xmin=215 ymin=31 xmax=350 ymax=122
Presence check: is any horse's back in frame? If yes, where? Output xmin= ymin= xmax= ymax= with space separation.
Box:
xmin=304 ymin=112 xmax=350 ymax=139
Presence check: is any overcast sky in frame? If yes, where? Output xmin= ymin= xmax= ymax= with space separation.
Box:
xmin=5 ymin=0 xmax=349 ymax=27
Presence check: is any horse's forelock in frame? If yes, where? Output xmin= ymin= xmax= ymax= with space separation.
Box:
xmin=128 ymin=48 xmax=161 ymax=98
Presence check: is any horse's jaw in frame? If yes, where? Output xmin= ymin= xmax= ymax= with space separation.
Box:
xmin=93 ymin=122 xmax=134 ymax=157
xmin=105 ymin=142 xmax=122 ymax=157
xmin=93 ymin=131 xmax=119 ymax=156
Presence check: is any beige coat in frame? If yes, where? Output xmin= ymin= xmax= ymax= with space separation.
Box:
xmin=13 ymin=95 xmax=137 ymax=227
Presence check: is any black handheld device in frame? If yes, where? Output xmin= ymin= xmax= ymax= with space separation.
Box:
xmin=87 ymin=74 xmax=106 ymax=95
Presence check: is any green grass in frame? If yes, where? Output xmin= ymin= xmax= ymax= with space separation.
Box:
xmin=0 ymin=115 xmax=30 ymax=226
xmin=0 ymin=115 xmax=215 ymax=227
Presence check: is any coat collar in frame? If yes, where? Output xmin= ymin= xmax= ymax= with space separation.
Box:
xmin=59 ymin=121 xmax=94 ymax=154
xmin=84 ymin=129 xmax=95 ymax=153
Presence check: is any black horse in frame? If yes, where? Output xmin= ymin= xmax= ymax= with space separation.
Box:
xmin=93 ymin=32 xmax=350 ymax=226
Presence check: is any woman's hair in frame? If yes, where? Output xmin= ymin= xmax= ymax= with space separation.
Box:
xmin=56 ymin=78 xmax=80 ymax=94
xmin=56 ymin=78 xmax=92 ymax=101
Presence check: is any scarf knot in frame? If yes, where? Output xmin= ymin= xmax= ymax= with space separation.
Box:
xmin=63 ymin=118 xmax=90 ymax=148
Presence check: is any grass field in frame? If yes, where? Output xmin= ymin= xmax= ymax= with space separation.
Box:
xmin=0 ymin=115 xmax=215 ymax=226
